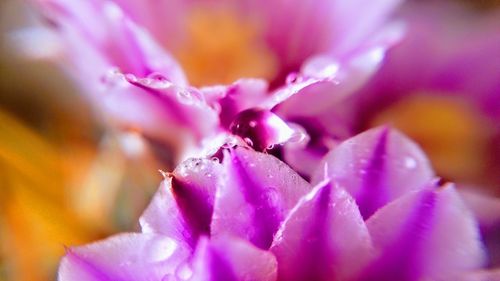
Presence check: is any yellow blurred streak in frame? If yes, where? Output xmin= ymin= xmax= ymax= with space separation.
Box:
xmin=371 ymin=94 xmax=491 ymax=185
xmin=0 ymin=109 xmax=97 ymax=281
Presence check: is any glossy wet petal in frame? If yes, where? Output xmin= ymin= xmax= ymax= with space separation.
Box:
xmin=58 ymin=233 xmax=190 ymax=281
xmin=118 ymin=75 xmax=219 ymax=142
xmin=139 ymin=158 xmax=223 ymax=248
xmin=270 ymin=181 xmax=373 ymax=281
xmin=189 ymin=236 xmax=277 ymax=281
xmin=211 ymin=147 xmax=311 ymax=249
xmin=312 ymin=126 xmax=435 ymax=219
xmin=358 ymin=184 xmax=486 ymax=280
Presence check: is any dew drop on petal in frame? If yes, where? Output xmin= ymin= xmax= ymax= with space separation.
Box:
xmin=405 ymin=156 xmax=417 ymax=169
xmin=177 ymin=89 xmax=193 ymax=105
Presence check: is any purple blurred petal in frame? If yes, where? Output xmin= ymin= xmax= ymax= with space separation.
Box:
xmin=33 ymin=0 xmax=186 ymax=83
xmin=455 ymin=269 xmax=500 ymax=281
xmin=263 ymin=0 xmax=403 ymax=70
xmin=270 ymin=181 xmax=373 ymax=281
xmin=211 ymin=147 xmax=311 ymax=249
xmin=356 ymin=2 xmax=500 ymax=120
xmin=58 ymin=233 xmax=190 ymax=281
xmin=358 ymin=184 xmax=486 ymax=280
xmin=460 ymin=188 xmax=500 ymax=267
xmin=140 ymin=158 xmax=223 ymax=248
xmin=312 ymin=126 xmax=435 ymax=218
xmin=189 ymin=236 xmax=277 ymax=281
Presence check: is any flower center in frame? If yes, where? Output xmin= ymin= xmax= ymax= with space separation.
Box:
xmin=370 ymin=94 xmax=490 ymax=183
xmin=174 ymin=8 xmax=278 ymax=86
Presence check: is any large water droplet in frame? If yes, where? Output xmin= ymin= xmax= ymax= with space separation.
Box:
xmin=229 ymin=108 xmax=293 ymax=151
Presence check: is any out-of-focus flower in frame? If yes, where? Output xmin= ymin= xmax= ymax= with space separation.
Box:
xmin=350 ymin=2 xmax=500 ymax=192
xmin=94 ymin=0 xmax=404 ymax=87
xmin=23 ymin=0 xmax=405 ymax=167
xmin=58 ymin=127 xmax=500 ymax=281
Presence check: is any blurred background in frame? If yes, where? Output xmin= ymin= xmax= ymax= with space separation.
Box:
xmin=0 ymin=0 xmax=499 ymax=280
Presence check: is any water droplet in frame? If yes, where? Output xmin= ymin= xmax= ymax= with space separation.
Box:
xmin=148 ymin=237 xmax=178 ymax=262
xmin=222 ymin=135 xmax=238 ymax=148
xmin=285 ymin=72 xmax=302 ymax=84
xmin=125 ymin=73 xmax=138 ymax=83
xmin=244 ymin=137 xmax=254 ymax=147
xmin=211 ymin=157 xmax=220 ymax=162
xmin=177 ymin=89 xmax=193 ymax=105
xmin=263 ymin=187 xmax=279 ymax=205
xmin=266 ymin=144 xmax=275 ymax=150
xmin=176 ymin=263 xmax=193 ymax=280
xmin=404 ymin=157 xmax=417 ymax=169
xmin=139 ymin=77 xmax=152 ymax=85
xmin=286 ymin=124 xmax=309 ymax=146
xmin=146 ymin=73 xmax=173 ymax=89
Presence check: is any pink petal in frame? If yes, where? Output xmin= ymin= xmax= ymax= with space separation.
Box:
xmin=454 ymin=269 xmax=500 ymax=281
xmin=211 ymin=147 xmax=311 ymax=249
xmin=201 ymin=79 xmax=270 ymax=129
xmin=34 ymin=0 xmax=187 ymax=83
xmin=58 ymin=233 xmax=190 ymax=281
xmin=139 ymin=158 xmax=223 ymax=248
xmin=118 ymin=76 xmax=219 ymax=142
xmin=189 ymin=236 xmax=277 ymax=281
xmin=358 ymin=184 xmax=486 ymax=280
xmin=312 ymin=126 xmax=435 ymax=219
xmin=459 ymin=188 xmax=500 ymax=267
xmin=270 ymin=181 xmax=373 ymax=281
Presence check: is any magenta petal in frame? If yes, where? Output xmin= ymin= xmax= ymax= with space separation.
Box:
xmin=211 ymin=147 xmax=311 ymax=249
xmin=454 ymin=269 xmax=500 ymax=281
xmin=312 ymin=126 xmax=435 ymax=219
xmin=459 ymin=188 xmax=500 ymax=267
xmin=58 ymin=233 xmax=190 ymax=281
xmin=358 ymin=185 xmax=486 ymax=280
xmin=189 ymin=236 xmax=277 ymax=281
xmin=202 ymin=79 xmax=270 ymax=129
xmin=270 ymin=181 xmax=373 ymax=281
xmin=35 ymin=0 xmax=187 ymax=83
xmin=118 ymin=78 xmax=219 ymax=142
xmin=140 ymin=158 xmax=223 ymax=248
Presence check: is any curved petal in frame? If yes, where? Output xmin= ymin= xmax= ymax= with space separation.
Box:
xmin=211 ymin=147 xmax=311 ymax=249
xmin=139 ymin=158 xmax=223 ymax=248
xmin=356 ymin=2 xmax=500 ymax=120
xmin=270 ymin=181 xmax=373 ymax=281
xmin=357 ymin=184 xmax=486 ymax=280
xmin=312 ymin=126 xmax=435 ymax=219
xmin=118 ymin=75 xmax=219 ymax=141
xmin=58 ymin=233 xmax=190 ymax=281
xmin=459 ymin=188 xmax=500 ymax=267
xmin=189 ymin=236 xmax=277 ymax=281
xmin=201 ymin=79 xmax=269 ymax=129
xmin=262 ymin=0 xmax=403 ymax=69
xmin=32 ymin=0 xmax=187 ymax=83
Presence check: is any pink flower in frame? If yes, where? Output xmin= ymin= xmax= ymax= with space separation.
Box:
xmin=58 ymin=127 xmax=498 ymax=281
xmin=27 ymin=0 xmax=404 ymax=165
